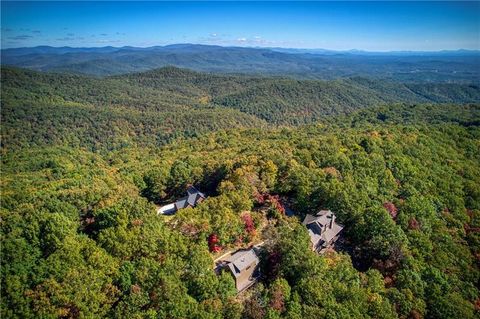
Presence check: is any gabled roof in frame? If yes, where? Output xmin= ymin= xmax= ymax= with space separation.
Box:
xmin=174 ymin=196 xmax=189 ymax=210
xmin=302 ymin=210 xmax=332 ymax=227
xmin=187 ymin=193 xmax=202 ymax=207
xmin=174 ymin=186 xmax=206 ymax=210
xmin=302 ymin=213 xmax=320 ymax=225
xmin=303 ymin=210 xmax=343 ymax=250
xmin=187 ymin=185 xmax=205 ymax=198
xmin=226 ymin=249 xmax=259 ymax=278
xmin=322 ymin=222 xmax=343 ymax=244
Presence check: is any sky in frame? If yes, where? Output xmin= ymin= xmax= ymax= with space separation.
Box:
xmin=1 ymin=1 xmax=479 ymax=51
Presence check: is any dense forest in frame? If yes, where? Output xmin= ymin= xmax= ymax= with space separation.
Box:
xmin=2 ymin=66 xmax=480 ymax=150
xmin=1 ymin=65 xmax=480 ymax=319
xmin=2 ymin=44 xmax=479 ymax=83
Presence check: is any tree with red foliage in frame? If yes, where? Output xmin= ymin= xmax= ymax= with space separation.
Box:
xmin=268 ymin=278 xmax=291 ymax=313
xmin=408 ymin=217 xmax=420 ymax=230
xmin=242 ymin=212 xmax=256 ymax=236
xmin=269 ymin=286 xmax=285 ymax=312
xmin=258 ymin=193 xmax=286 ymax=215
xmin=383 ymin=202 xmax=398 ymax=220
xmin=475 ymin=298 xmax=480 ymax=312
xmin=254 ymin=192 xmax=266 ymax=205
xmin=269 ymin=195 xmax=286 ymax=215
xmin=207 ymin=233 xmax=222 ymax=253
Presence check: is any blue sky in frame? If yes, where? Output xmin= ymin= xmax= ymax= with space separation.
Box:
xmin=1 ymin=1 xmax=479 ymax=51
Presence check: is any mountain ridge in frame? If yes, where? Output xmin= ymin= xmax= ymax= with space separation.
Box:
xmin=3 ymin=44 xmax=479 ymax=56
xmin=2 ymin=44 xmax=479 ymax=82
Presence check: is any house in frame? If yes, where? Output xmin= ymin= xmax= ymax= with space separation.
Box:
xmin=174 ymin=186 xmax=206 ymax=210
xmin=157 ymin=186 xmax=206 ymax=215
xmin=224 ymin=249 xmax=260 ymax=292
xmin=302 ymin=210 xmax=343 ymax=253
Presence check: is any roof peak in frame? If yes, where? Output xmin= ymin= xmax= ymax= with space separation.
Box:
xmin=317 ymin=209 xmax=333 ymax=216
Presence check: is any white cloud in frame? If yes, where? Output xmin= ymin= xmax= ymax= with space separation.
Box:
xmin=237 ymin=37 xmax=247 ymax=42
xmin=92 ymin=39 xmax=121 ymax=44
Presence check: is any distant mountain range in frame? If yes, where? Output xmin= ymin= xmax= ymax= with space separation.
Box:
xmin=269 ymin=47 xmax=480 ymax=56
xmin=2 ymin=44 xmax=479 ymax=82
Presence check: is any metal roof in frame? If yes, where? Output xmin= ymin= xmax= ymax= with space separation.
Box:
xmin=157 ymin=203 xmax=176 ymax=215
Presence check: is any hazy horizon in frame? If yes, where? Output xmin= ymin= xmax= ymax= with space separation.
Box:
xmin=2 ymin=1 xmax=479 ymax=51
xmin=3 ymin=42 xmax=480 ymax=54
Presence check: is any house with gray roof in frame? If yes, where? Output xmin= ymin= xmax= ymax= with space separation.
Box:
xmin=302 ymin=210 xmax=343 ymax=253
xmin=157 ymin=186 xmax=206 ymax=215
xmin=223 ymin=248 xmax=260 ymax=292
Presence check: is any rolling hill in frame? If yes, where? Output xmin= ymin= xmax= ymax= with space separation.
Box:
xmin=1 ymin=65 xmax=479 ymax=151
xmin=2 ymin=44 xmax=479 ymax=83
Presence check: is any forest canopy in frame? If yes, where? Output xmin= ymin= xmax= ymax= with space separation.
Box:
xmin=1 ymin=65 xmax=480 ymax=319
xmin=2 ymin=66 xmax=480 ymax=151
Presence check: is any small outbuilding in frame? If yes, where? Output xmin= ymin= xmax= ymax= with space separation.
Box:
xmin=303 ymin=210 xmax=343 ymax=253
